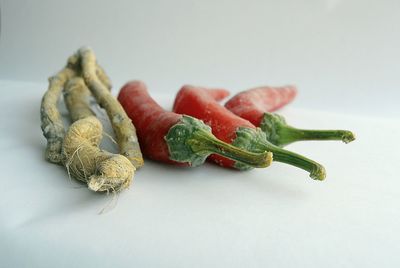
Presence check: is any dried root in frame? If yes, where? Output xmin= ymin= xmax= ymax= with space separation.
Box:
xmin=64 ymin=77 xmax=95 ymax=121
xmin=63 ymin=77 xmax=134 ymax=192
xmin=63 ymin=116 xmax=134 ymax=192
xmin=40 ymin=54 xmax=79 ymax=164
xmin=40 ymin=47 xmax=142 ymax=193
xmin=40 ymin=53 xmax=112 ymax=164
xmin=79 ymin=47 xmax=144 ymax=168
xmin=96 ymin=63 xmax=112 ymax=90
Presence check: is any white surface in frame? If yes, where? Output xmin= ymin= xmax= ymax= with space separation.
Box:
xmin=1 ymin=0 xmax=400 ymax=117
xmin=1 ymin=0 xmax=400 ymax=266
xmin=1 ymin=80 xmax=399 ymax=267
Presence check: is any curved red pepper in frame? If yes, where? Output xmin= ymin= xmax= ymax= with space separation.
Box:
xmin=225 ymin=86 xmax=355 ymax=146
xmin=173 ymin=85 xmax=326 ymax=180
xmin=225 ymin=85 xmax=297 ymax=126
xmin=118 ymin=81 xmax=271 ymax=168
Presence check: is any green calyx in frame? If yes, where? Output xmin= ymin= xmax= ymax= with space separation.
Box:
xmin=165 ymin=115 xmax=272 ymax=168
xmin=233 ymin=127 xmax=326 ymax=180
xmin=232 ymin=126 xmax=273 ymax=171
xmin=260 ymin=113 xmax=356 ymax=147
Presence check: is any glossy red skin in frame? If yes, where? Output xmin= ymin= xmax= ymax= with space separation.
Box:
xmin=173 ymin=85 xmax=255 ymax=168
xmin=224 ymin=86 xmax=297 ymax=126
xmin=118 ymin=81 xmax=188 ymax=166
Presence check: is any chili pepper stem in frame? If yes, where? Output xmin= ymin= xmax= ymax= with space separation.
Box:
xmin=260 ymin=113 xmax=355 ymax=147
xmin=166 ymin=116 xmax=273 ymax=168
xmin=189 ymin=130 xmax=273 ymax=168
xmin=280 ymin=128 xmax=355 ymax=145
xmin=233 ymin=127 xmax=326 ymax=180
xmin=266 ymin=146 xmax=326 ymax=180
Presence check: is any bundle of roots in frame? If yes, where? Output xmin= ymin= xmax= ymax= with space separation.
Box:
xmin=40 ymin=47 xmax=143 ymax=193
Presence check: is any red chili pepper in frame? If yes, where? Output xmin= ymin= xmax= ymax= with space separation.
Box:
xmin=117 ymin=81 xmax=272 ymax=168
xmin=202 ymin=88 xmax=230 ymax=101
xmin=225 ymin=85 xmax=297 ymax=126
xmin=173 ymin=85 xmax=326 ymax=180
xmin=225 ymin=86 xmax=355 ymax=147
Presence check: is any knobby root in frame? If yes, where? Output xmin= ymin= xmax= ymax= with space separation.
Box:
xmin=63 ymin=116 xmax=134 ymax=192
xmin=40 ymin=48 xmax=141 ymax=193
xmin=40 ymin=54 xmax=79 ymax=164
xmin=79 ymin=46 xmax=144 ymax=168
xmin=40 ymin=52 xmax=115 ymax=164
xmin=63 ymin=77 xmax=135 ymax=192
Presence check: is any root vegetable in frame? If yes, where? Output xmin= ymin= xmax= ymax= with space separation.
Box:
xmin=40 ymin=54 xmax=79 ymax=164
xmin=40 ymin=53 xmax=116 ymax=164
xmin=95 ymin=64 xmax=112 ymax=90
xmin=40 ymin=47 xmax=140 ymax=193
xmin=79 ymin=47 xmax=144 ymax=168
xmin=63 ymin=77 xmax=134 ymax=192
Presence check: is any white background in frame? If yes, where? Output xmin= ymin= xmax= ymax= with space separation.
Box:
xmin=1 ymin=0 xmax=400 ymax=117
xmin=1 ymin=1 xmax=400 ymax=267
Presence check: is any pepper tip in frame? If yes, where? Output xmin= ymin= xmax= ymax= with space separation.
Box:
xmin=310 ymin=165 xmax=326 ymax=181
xmin=260 ymin=151 xmax=273 ymax=168
xmin=342 ymin=131 xmax=356 ymax=144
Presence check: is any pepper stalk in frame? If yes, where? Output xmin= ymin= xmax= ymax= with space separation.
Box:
xmin=233 ymin=127 xmax=326 ymax=180
xmin=260 ymin=113 xmax=355 ymax=147
xmin=166 ymin=116 xmax=273 ymax=168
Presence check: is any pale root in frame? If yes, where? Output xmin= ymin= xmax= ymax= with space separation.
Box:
xmin=96 ymin=64 xmax=112 ymax=90
xmin=40 ymin=54 xmax=79 ymax=164
xmin=63 ymin=77 xmax=134 ymax=192
xmin=64 ymin=77 xmax=95 ymax=121
xmin=40 ymin=53 xmax=113 ymax=164
xmin=41 ymin=48 xmax=140 ymax=192
xmin=79 ymin=47 xmax=144 ymax=168
xmin=63 ymin=116 xmax=134 ymax=192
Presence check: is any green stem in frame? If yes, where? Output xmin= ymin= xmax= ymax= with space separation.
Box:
xmin=166 ymin=116 xmax=272 ymax=168
xmin=283 ymin=128 xmax=355 ymax=145
xmin=233 ymin=127 xmax=326 ymax=180
xmin=263 ymin=144 xmax=326 ymax=180
xmin=188 ymin=131 xmax=273 ymax=168
xmin=260 ymin=113 xmax=355 ymax=147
